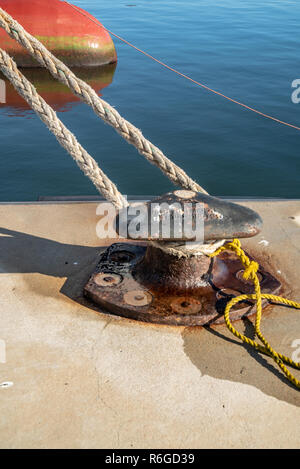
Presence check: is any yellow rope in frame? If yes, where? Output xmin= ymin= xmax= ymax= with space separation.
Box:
xmin=210 ymin=239 xmax=300 ymax=390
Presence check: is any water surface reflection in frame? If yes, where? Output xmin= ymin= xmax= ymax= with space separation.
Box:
xmin=0 ymin=63 xmax=116 ymax=116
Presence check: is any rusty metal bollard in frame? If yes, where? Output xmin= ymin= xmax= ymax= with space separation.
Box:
xmin=84 ymin=191 xmax=280 ymax=326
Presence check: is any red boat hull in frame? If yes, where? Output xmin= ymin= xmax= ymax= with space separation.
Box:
xmin=0 ymin=0 xmax=117 ymax=66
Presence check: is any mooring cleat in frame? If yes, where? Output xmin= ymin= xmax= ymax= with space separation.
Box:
xmin=116 ymin=190 xmax=263 ymax=242
xmin=84 ymin=191 xmax=280 ymax=326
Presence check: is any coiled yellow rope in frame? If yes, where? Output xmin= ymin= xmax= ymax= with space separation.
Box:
xmin=210 ymin=239 xmax=300 ymax=390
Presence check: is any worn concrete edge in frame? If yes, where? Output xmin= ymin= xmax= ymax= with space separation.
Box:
xmin=0 ymin=196 xmax=299 ymax=205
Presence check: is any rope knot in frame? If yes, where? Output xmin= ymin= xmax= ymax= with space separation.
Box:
xmin=242 ymin=260 xmax=259 ymax=281
xmin=231 ymin=238 xmax=241 ymax=249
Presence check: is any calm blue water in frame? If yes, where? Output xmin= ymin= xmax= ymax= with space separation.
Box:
xmin=1 ymin=0 xmax=300 ymax=201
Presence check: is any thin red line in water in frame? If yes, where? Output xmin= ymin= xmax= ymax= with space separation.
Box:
xmin=65 ymin=1 xmax=300 ymax=132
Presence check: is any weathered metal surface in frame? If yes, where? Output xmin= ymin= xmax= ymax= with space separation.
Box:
xmin=84 ymin=242 xmax=281 ymax=326
xmin=134 ymin=245 xmax=212 ymax=292
xmin=117 ymin=190 xmax=262 ymax=242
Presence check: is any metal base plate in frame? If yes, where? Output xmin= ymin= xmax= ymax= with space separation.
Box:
xmin=84 ymin=243 xmax=281 ymax=326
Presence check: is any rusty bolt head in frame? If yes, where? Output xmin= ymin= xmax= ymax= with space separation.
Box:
xmin=123 ymin=290 xmax=152 ymax=306
xmin=94 ymin=273 xmax=122 ymax=287
xmin=236 ymin=269 xmax=263 ymax=284
xmin=110 ymin=251 xmax=135 ymax=263
xmin=171 ymin=297 xmax=202 ymax=315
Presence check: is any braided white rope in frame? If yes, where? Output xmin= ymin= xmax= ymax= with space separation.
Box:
xmin=0 ymin=48 xmax=127 ymax=209
xmin=0 ymin=6 xmax=208 ymax=195
xmin=149 ymin=239 xmax=226 ymax=258
xmin=0 ymin=48 xmax=219 ymax=256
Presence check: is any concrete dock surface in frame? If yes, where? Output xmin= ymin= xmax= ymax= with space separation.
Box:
xmin=0 ymin=199 xmax=299 ymax=448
